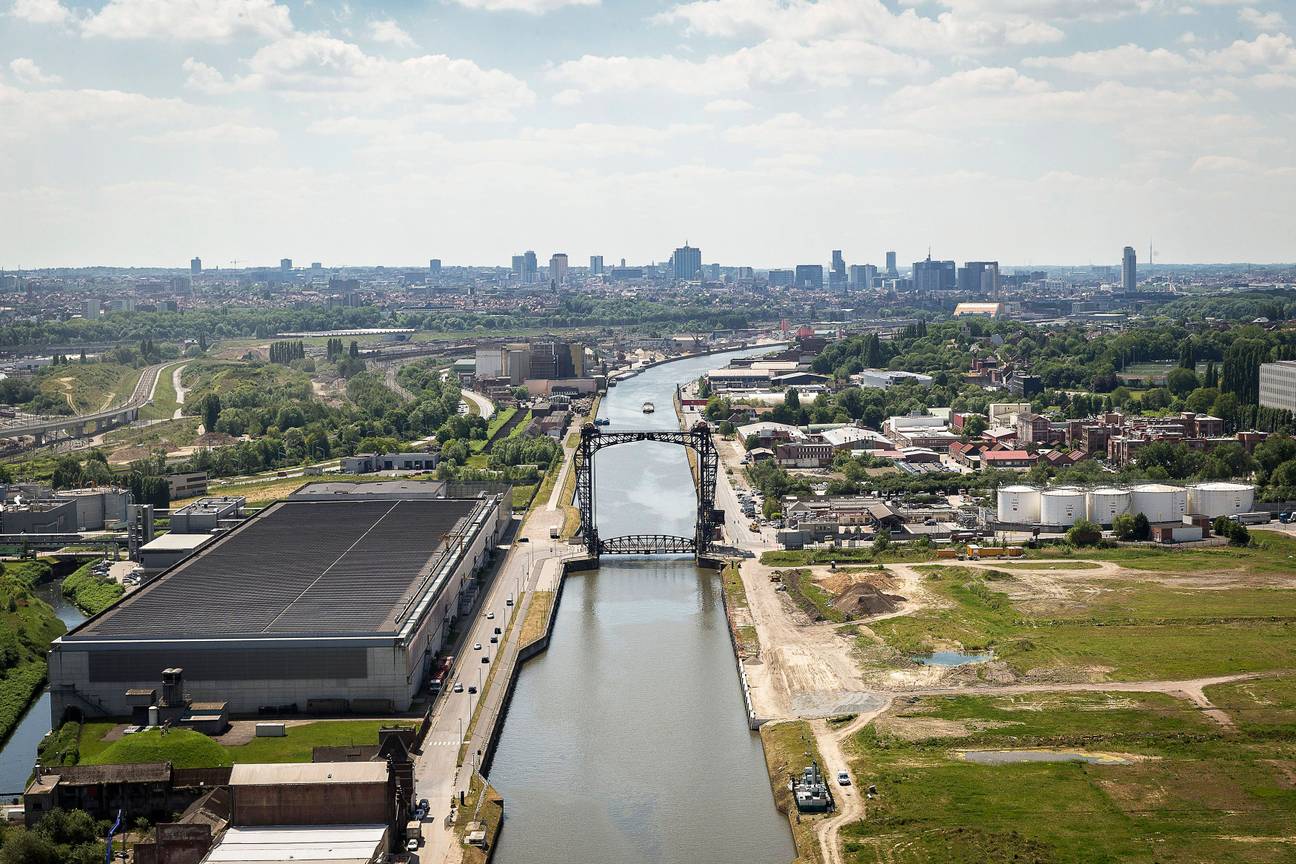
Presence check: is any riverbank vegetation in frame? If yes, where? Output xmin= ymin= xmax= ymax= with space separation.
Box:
xmin=60 ymin=560 xmax=123 ymax=616
xmin=0 ymin=562 xmax=66 ymax=749
xmin=841 ymin=688 xmax=1296 ymax=863
xmin=759 ymin=720 xmax=827 ymax=864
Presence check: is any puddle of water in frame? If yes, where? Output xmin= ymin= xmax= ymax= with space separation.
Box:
xmin=960 ymin=749 xmax=1133 ymax=765
xmin=912 ymin=650 xmax=993 ymax=667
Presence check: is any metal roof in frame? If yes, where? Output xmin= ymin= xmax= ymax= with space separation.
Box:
xmin=202 ymin=824 xmax=387 ymax=863
xmin=229 ymin=762 xmax=388 ymax=786
xmin=69 ymin=497 xmax=480 ymax=640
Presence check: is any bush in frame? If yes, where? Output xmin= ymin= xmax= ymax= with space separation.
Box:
xmin=1111 ymin=513 xmax=1136 ymax=541
xmin=1066 ymin=518 xmax=1102 ymax=547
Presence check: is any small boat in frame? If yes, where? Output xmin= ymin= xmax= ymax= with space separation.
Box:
xmin=642 ymin=401 xmax=655 ymax=414
xmin=594 ymin=417 xmax=610 ymax=426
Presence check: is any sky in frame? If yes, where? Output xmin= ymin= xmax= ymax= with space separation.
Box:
xmin=1 ymin=0 xmax=1294 ymax=269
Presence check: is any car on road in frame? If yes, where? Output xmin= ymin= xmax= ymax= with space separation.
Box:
xmin=836 ymin=771 xmax=851 ymax=786
xmin=453 ymin=682 xmax=464 ymax=693
xmin=490 ymin=636 xmax=498 ymax=644
xmin=516 ymin=536 xmax=529 ymax=543
xmin=468 ymin=685 xmax=477 ymax=694
xmin=486 ymin=611 xmax=495 ymax=619
xmin=506 ymin=596 xmax=513 ymax=606
xmin=493 ymin=627 xmax=502 ymax=635
xmin=406 ymin=839 xmax=419 ymax=852
xmin=474 ymin=643 xmax=482 ymax=650
xmin=482 ymin=655 xmax=489 ymax=663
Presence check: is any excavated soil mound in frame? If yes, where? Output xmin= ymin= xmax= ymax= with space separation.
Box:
xmin=834 ymin=582 xmax=905 ymax=616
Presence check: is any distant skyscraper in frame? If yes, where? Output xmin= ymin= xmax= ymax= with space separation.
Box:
xmin=1121 ymin=246 xmax=1137 ymax=292
xmin=85 ymin=298 xmax=101 ymax=319
xmin=549 ymin=253 xmax=569 ymax=286
xmin=794 ymin=264 xmax=824 ymax=289
xmin=672 ymin=243 xmax=702 ymax=281
xmin=957 ymin=261 xmax=999 ymax=294
xmin=913 ymin=254 xmax=956 ymax=291
xmin=830 ymin=250 xmax=846 ymax=291
xmin=590 ymin=255 xmax=604 ymax=275
xmin=190 ymin=257 xmax=202 ymax=275
xmin=849 ymin=264 xmax=877 ymax=289
xmin=511 ymin=255 xmax=525 ymax=278
xmin=429 ymin=258 xmax=442 ymax=276
xmin=885 ymin=250 xmax=898 ymax=276
xmin=311 ymin=262 xmax=322 ymax=272
xmin=280 ymin=258 xmax=292 ymax=272
xmin=768 ymin=269 xmax=795 ymax=287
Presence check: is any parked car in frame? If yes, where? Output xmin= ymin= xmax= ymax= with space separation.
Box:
xmin=468 ymin=685 xmax=477 ymax=694
xmin=490 ymin=636 xmax=498 ymax=644
xmin=836 ymin=771 xmax=851 ymax=786
xmin=486 ymin=611 xmax=495 ymax=620
xmin=474 ymin=643 xmax=482 ymax=651
xmin=406 ymin=838 xmax=419 ymax=852
xmin=453 ymin=682 xmax=464 ymax=693
xmin=482 ymin=656 xmax=489 ymax=663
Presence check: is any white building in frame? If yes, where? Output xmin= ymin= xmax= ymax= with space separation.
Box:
xmin=1259 ymin=361 xmax=1296 ymax=413
xmin=851 ymin=369 xmax=934 ymax=390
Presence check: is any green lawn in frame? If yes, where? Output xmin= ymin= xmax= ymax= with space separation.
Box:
xmin=1204 ymin=675 xmax=1296 ymax=735
xmin=842 ymin=691 xmax=1296 ymax=864
xmin=760 ymin=720 xmax=828 ymax=864
xmin=78 ymin=720 xmax=415 ymax=767
xmin=762 ymin=546 xmax=936 ymax=567
xmin=38 ymin=362 xmax=142 ymax=414
xmin=1026 ymin=531 xmax=1296 ymax=576
xmin=866 ymin=565 xmax=1296 ymax=681
xmin=138 ymin=360 xmax=186 ymax=422
xmin=469 ymin=407 xmax=516 ymax=453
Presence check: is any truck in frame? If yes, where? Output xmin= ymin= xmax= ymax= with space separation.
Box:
xmin=1236 ymin=511 xmax=1272 ymax=525
xmin=549 ymin=525 xmax=560 ymax=539
xmin=406 ymin=820 xmax=422 ymax=843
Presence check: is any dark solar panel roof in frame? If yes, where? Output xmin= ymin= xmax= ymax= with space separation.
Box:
xmin=71 ymin=498 xmax=480 ymax=639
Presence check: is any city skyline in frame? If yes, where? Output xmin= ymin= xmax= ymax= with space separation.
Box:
xmin=2 ymin=0 xmax=1294 ymax=266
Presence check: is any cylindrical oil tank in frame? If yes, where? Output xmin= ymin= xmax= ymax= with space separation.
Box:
xmin=1129 ymin=483 xmax=1187 ymax=524
xmin=997 ymin=485 xmax=1040 ymax=524
xmin=1086 ymin=487 xmax=1130 ymax=525
xmin=1040 ymin=487 xmax=1086 ymax=527
xmin=1187 ymin=481 xmax=1256 ymax=518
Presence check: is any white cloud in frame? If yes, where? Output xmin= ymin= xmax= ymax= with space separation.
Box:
xmin=237 ymin=34 xmax=536 ymax=112
xmin=551 ymin=88 xmax=582 ymax=105
xmin=135 ymin=122 xmax=279 ymax=144
xmin=704 ymin=98 xmax=752 ymax=113
xmin=1198 ymin=33 xmax=1296 ymax=73
xmin=551 ymin=39 xmax=928 ymax=97
xmin=9 ymin=57 xmax=62 ymax=84
xmin=80 ymin=0 xmax=293 ymax=42
xmin=1238 ymin=6 xmax=1285 ymax=29
xmin=368 ymin=18 xmax=413 ymax=47
xmin=447 ymin=0 xmax=597 ymax=12
xmin=1024 ymin=44 xmax=1193 ymax=77
xmin=9 ymin=0 xmax=70 ymax=24
xmin=656 ymin=0 xmax=1064 ymax=53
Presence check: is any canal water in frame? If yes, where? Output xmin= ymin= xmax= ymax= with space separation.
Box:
xmin=489 ymin=348 xmax=795 ymax=864
xmin=0 ymin=579 xmax=87 ymax=799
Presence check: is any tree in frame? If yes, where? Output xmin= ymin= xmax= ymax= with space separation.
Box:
xmin=1132 ymin=512 xmax=1151 ymax=541
xmin=51 ymin=455 xmax=82 ymax=489
xmin=784 ymin=388 xmax=801 ymax=410
xmin=1066 ymin=518 xmax=1102 ymax=547
xmin=200 ymin=393 xmax=222 ymax=433
xmin=1228 ymin=522 xmax=1250 ymax=546
xmin=1166 ymin=367 xmax=1199 ymax=397
xmin=1111 ymin=512 xmax=1136 ymax=540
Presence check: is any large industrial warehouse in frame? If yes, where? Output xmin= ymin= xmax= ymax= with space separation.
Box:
xmin=48 ymin=487 xmax=508 ymax=722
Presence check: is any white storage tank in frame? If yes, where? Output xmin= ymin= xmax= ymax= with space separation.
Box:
xmin=1040 ymin=487 xmax=1086 ymax=527
xmin=1086 ymin=487 xmax=1130 ymax=526
xmin=1188 ymin=481 xmax=1256 ymax=519
xmin=997 ymin=485 xmax=1040 ymax=524
xmin=1129 ymin=483 xmax=1187 ymax=524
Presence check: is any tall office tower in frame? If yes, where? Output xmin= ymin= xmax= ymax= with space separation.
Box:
xmin=768 ymin=269 xmax=795 ymax=287
xmin=957 ymin=261 xmax=1000 ymax=294
xmin=85 ymin=298 xmax=101 ymax=319
xmin=590 ymin=255 xmax=604 ymax=275
xmin=830 ymin=250 xmax=847 ymax=291
xmin=849 ymin=264 xmax=877 ymax=289
xmin=794 ymin=264 xmax=824 ymax=289
xmin=912 ymin=254 xmax=957 ymax=291
xmin=311 ymin=262 xmax=322 ymax=273
xmin=280 ymin=258 xmax=292 ymax=271
xmin=511 ymin=255 xmax=525 ymax=278
xmin=672 ymin=243 xmax=702 ymax=281
xmin=549 ymin=253 xmax=569 ymax=287
xmin=190 ymin=257 xmax=202 ymax=274
xmin=522 ymin=251 xmax=538 ymax=283
xmin=885 ymin=250 xmax=898 ymax=276
xmin=429 ymin=259 xmax=442 ymax=276
xmin=1121 ymin=246 xmax=1137 ymax=293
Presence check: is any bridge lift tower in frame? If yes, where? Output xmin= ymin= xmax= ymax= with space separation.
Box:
xmin=575 ymin=421 xmax=720 ymax=560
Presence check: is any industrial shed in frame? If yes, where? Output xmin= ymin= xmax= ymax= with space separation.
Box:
xmin=49 ymin=490 xmax=508 ymax=722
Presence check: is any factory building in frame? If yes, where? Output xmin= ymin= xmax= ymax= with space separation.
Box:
xmin=49 ymin=487 xmax=509 ymax=722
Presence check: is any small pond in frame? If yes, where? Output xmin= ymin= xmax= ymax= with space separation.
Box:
xmin=912 ymin=650 xmax=994 ymax=667
xmin=960 ymin=749 xmax=1133 ymax=765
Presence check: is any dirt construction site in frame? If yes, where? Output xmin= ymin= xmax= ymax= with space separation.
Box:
xmin=738 ymin=537 xmax=1296 ymax=864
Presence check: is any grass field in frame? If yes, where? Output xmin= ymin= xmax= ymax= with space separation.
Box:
xmin=762 ymin=546 xmax=936 ymax=567
xmin=1204 ymin=675 xmax=1296 ymax=735
xmin=38 ymin=362 xmax=142 ymax=414
xmin=722 ymin=563 xmax=760 ymax=656
xmin=760 ymin=720 xmax=827 ymax=864
xmin=77 ymin=719 xmax=414 ymax=767
xmin=1026 ymin=531 xmax=1296 ymax=576
xmin=138 ymin=360 xmax=186 ymax=422
xmin=842 ymin=691 xmax=1296 ymax=864
xmin=519 ymin=590 xmax=554 ymax=648
xmin=469 ymin=407 xmax=516 ymax=453
xmin=865 ymin=564 xmax=1296 ymax=681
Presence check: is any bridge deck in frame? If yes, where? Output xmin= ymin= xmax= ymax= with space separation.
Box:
xmin=598 ymin=534 xmax=697 ymax=555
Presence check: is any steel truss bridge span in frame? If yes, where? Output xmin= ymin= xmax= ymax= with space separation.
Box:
xmin=575 ymin=422 xmax=719 ymax=560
